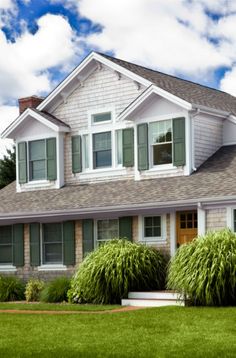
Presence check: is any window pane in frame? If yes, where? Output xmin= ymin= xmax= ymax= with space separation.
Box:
xmin=97 ymin=219 xmax=119 ymax=241
xmin=153 ymin=227 xmax=161 ymax=237
xmin=95 ymin=150 xmax=112 ymax=168
xmin=0 ymin=226 xmax=12 ymax=244
xmin=93 ymin=112 xmax=111 ymax=123
xmin=153 ymin=143 xmax=172 ymax=165
xmin=144 ymin=217 xmax=152 ymax=227
xmin=144 ymin=216 xmax=162 ymax=238
xmin=0 ymin=245 xmax=12 ymax=263
xmin=43 ymin=223 xmax=62 ymax=243
xmin=93 ymin=132 xmax=111 ymax=151
xmin=43 ymin=243 xmax=62 ymax=264
xmin=150 ymin=120 xmax=172 ymax=144
xmin=29 ymin=140 xmax=45 ymax=161
xmin=145 ymin=228 xmax=153 ymax=237
xmin=30 ymin=160 xmax=46 ymax=180
xmin=116 ymin=130 xmax=123 ymax=165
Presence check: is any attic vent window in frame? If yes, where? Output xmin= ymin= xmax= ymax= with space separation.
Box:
xmin=92 ymin=112 xmax=111 ymax=124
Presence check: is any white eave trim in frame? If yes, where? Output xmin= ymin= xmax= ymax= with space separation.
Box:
xmin=37 ymin=52 xmax=151 ymax=111
xmin=118 ymin=85 xmax=192 ymax=121
xmin=1 ymin=194 xmax=236 ymax=222
xmin=1 ymin=108 xmax=70 ymax=139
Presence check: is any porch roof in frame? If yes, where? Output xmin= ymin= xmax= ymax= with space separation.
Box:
xmin=0 ymin=145 xmax=236 ymax=223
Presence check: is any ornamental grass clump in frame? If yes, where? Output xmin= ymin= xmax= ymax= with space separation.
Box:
xmin=167 ymin=229 xmax=236 ymax=306
xmin=0 ymin=275 xmax=25 ymax=301
xmin=40 ymin=277 xmax=71 ymax=303
xmin=68 ymin=239 xmax=167 ymax=304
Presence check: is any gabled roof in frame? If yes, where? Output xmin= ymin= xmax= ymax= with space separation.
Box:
xmin=99 ymin=53 xmax=236 ymax=116
xmin=1 ymin=108 xmax=70 ymax=139
xmin=1 ymin=145 xmax=236 ymax=222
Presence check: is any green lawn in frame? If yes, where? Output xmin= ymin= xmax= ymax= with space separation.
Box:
xmin=0 ymin=302 xmax=119 ymax=311
xmin=0 ymin=306 xmax=235 ymax=358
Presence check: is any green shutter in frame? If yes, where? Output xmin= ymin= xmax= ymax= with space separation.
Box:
xmin=119 ymin=217 xmax=133 ymax=241
xmin=82 ymin=219 xmax=94 ymax=258
xmin=122 ymin=128 xmax=134 ymax=167
xmin=72 ymin=135 xmax=82 ymax=173
xmin=46 ymin=138 xmax=57 ymax=180
xmin=138 ymin=123 xmax=149 ymax=170
xmin=13 ymin=224 xmax=24 ymax=267
xmin=173 ymin=117 xmax=185 ymax=166
xmin=30 ymin=223 xmax=40 ymax=266
xmin=63 ymin=221 xmax=75 ymax=265
xmin=18 ymin=142 xmax=27 ymax=184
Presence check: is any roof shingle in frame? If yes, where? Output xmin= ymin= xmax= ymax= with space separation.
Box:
xmin=0 ymin=145 xmax=236 ymax=218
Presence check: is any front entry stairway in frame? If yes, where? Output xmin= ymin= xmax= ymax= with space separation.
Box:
xmin=121 ymin=291 xmax=185 ymax=307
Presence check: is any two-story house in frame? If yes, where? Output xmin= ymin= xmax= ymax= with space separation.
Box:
xmin=1 ymin=52 xmax=236 ymax=279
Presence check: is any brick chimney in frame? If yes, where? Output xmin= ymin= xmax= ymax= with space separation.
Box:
xmin=18 ymin=95 xmax=44 ymax=115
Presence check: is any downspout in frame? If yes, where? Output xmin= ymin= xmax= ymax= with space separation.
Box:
xmin=190 ymin=109 xmax=200 ymax=172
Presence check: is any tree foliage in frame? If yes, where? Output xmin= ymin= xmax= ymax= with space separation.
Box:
xmin=0 ymin=146 xmax=16 ymax=189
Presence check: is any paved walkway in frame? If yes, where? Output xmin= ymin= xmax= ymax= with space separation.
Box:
xmin=0 ymin=306 xmax=145 ymax=315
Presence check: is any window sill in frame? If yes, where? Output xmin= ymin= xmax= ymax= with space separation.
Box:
xmin=79 ymin=167 xmax=127 ymax=179
xmin=140 ymin=239 xmax=167 ymax=245
xmin=38 ymin=265 xmax=67 ymax=271
xmin=0 ymin=265 xmax=17 ymax=272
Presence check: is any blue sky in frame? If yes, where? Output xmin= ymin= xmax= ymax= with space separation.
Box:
xmin=0 ymin=0 xmax=236 ymax=155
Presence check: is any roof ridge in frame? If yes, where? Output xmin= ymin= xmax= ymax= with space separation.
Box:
xmin=98 ymin=52 xmax=236 ymax=99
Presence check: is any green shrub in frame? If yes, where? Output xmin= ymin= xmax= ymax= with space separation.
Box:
xmin=68 ymin=239 xmax=167 ymax=304
xmin=167 ymin=229 xmax=236 ymax=306
xmin=40 ymin=277 xmax=71 ymax=303
xmin=0 ymin=275 xmax=25 ymax=301
xmin=25 ymin=279 xmax=45 ymax=302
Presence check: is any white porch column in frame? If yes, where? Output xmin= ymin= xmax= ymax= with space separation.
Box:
xmin=197 ymin=206 xmax=206 ymax=236
xmin=170 ymin=212 xmax=176 ymax=256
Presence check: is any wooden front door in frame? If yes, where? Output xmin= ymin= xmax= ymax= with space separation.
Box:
xmin=176 ymin=211 xmax=198 ymax=247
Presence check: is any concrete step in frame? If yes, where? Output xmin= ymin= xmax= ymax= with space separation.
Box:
xmin=128 ymin=291 xmax=182 ymax=300
xmin=122 ymin=298 xmax=185 ymax=307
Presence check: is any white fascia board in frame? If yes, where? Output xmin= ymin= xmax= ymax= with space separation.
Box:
xmin=1 ymin=195 xmax=236 ymax=222
xmin=37 ymin=52 xmax=151 ymax=112
xmin=227 ymin=114 xmax=236 ymax=124
xmin=1 ymin=108 xmax=70 ymax=139
xmin=118 ymin=85 xmax=192 ymax=121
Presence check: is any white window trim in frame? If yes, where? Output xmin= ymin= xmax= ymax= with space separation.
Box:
xmin=76 ymin=110 xmax=133 ymax=173
xmin=138 ymin=214 xmax=167 ymax=244
xmin=37 ymin=223 xmax=66 ymax=270
xmin=134 ymin=112 xmax=189 ymax=175
xmin=0 ymin=265 xmax=16 ymax=272
xmin=226 ymin=207 xmax=235 ymax=231
xmin=94 ymin=218 xmax=119 ymax=248
xmin=16 ymin=132 xmax=64 ymax=192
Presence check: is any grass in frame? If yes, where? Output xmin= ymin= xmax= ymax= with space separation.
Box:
xmin=0 ymin=306 xmax=235 ymax=357
xmin=0 ymin=302 xmax=119 ymax=311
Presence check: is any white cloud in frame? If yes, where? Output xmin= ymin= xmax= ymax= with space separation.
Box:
xmin=0 ymin=14 xmax=78 ymax=102
xmin=76 ymin=0 xmax=231 ymax=78
xmin=0 ymin=11 xmax=82 ymax=156
xmin=0 ymin=105 xmax=18 ymax=158
xmin=220 ymin=67 xmax=236 ymax=96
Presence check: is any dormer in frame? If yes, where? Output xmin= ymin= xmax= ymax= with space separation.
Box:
xmin=1 ymin=103 xmax=70 ymax=192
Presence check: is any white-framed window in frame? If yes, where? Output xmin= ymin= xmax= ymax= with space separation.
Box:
xmin=0 ymin=226 xmax=13 ymax=265
xmin=29 ymin=139 xmax=47 ymax=180
xmin=139 ymin=215 xmax=166 ymax=242
xmin=79 ymin=109 xmax=126 ymax=172
xmin=42 ymin=223 xmax=63 ymax=265
xmin=92 ymin=112 xmax=112 ymax=124
xmin=96 ymin=219 xmax=119 ymax=246
xmin=149 ymin=119 xmax=172 ymax=166
xmin=93 ymin=131 xmax=112 ymax=169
